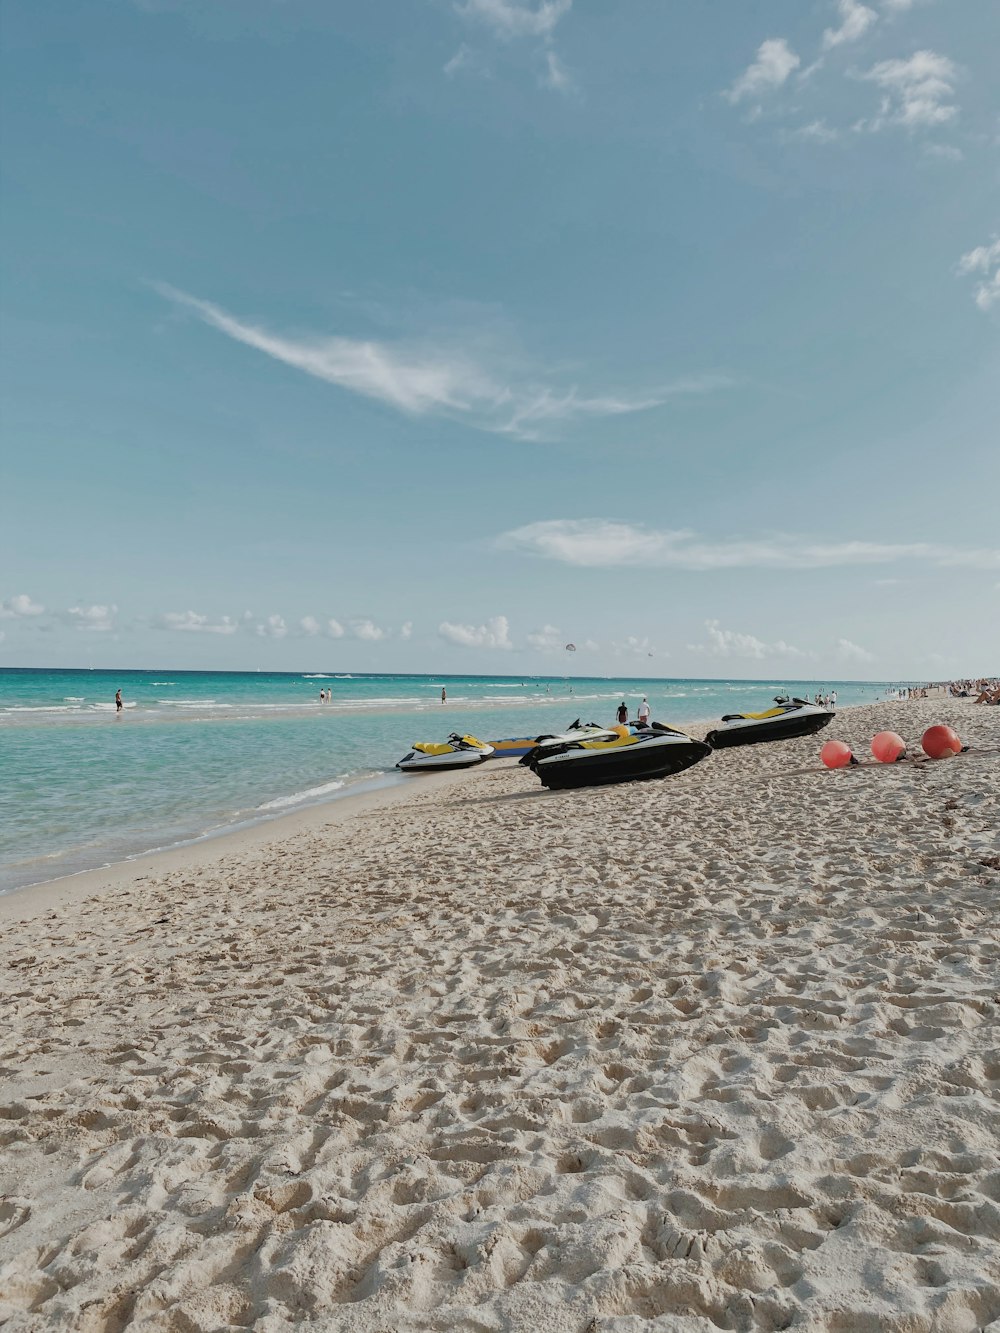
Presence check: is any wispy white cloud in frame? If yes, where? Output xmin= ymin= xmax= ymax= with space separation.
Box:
xmin=444 ymin=44 xmax=476 ymax=77
xmin=439 ymin=615 xmax=513 ymax=649
xmin=498 ymin=519 xmax=1000 ymax=571
xmin=837 ymin=636 xmax=876 ymax=662
xmin=400 ymin=621 xmax=413 ymax=641
xmin=541 ymin=49 xmax=572 ymax=93
xmin=823 ymin=0 xmax=878 ymax=50
xmin=351 ymin=618 xmax=386 ymax=642
xmin=858 ymin=50 xmax=959 ymax=130
xmin=255 ymin=614 xmax=287 ymax=639
xmin=726 ymin=39 xmax=801 ymax=105
xmin=922 ymin=142 xmax=963 ymax=162
xmin=0 ymin=593 xmax=45 ymax=618
xmin=300 ymin=616 xmax=321 ymax=637
xmin=457 ymin=0 xmax=571 ymax=41
xmin=159 ymin=610 xmax=239 ymax=634
xmin=496 ymin=377 xmax=731 ymax=439
xmin=789 ymin=119 xmax=840 ymax=142
xmin=68 ymin=604 xmax=117 ymax=632
xmin=612 ymin=634 xmax=660 ymax=659
xmin=156 ymin=285 xmax=684 ymax=441
xmin=327 ymin=618 xmax=346 ymax=639
xmin=957 ymin=237 xmax=1000 ymax=311
xmin=526 ymin=623 xmax=563 ymax=651
xmin=157 ymin=285 xmax=494 ymax=416
xmin=451 ymin=2 xmax=573 ymax=95
xmin=688 ymin=620 xmax=808 ymax=661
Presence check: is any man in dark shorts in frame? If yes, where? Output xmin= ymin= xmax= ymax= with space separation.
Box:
xmin=115 ymin=689 xmax=123 ymax=713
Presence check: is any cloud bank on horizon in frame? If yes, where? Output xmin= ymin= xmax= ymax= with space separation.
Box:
xmin=4 ymin=588 xmax=895 ymax=672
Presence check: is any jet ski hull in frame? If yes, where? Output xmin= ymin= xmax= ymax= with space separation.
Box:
xmin=397 ymin=750 xmax=493 ymax=772
xmin=524 ymin=734 xmax=711 ymax=790
xmin=705 ymin=710 xmax=833 ymax=749
xmin=397 ymin=735 xmax=495 ymax=772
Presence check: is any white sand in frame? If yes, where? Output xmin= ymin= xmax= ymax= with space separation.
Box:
xmin=1 ymin=699 xmax=998 ymax=1332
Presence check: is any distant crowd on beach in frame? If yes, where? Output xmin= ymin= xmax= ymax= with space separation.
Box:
xmin=947 ymin=677 xmax=1000 ymax=705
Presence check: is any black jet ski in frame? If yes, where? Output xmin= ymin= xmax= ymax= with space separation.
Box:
xmin=397 ymin=733 xmax=494 ymax=772
xmin=519 ymin=722 xmax=711 ymax=791
xmin=705 ymin=698 xmax=834 ymax=749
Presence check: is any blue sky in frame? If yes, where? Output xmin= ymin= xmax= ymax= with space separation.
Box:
xmin=1 ymin=0 xmax=997 ymax=678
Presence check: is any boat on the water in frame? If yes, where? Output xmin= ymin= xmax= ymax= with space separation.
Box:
xmin=519 ymin=722 xmax=711 ymax=790
xmin=397 ymin=733 xmax=495 ymax=772
xmin=705 ymin=698 xmax=834 ymax=749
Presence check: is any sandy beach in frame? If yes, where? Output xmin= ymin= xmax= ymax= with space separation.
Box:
xmin=1 ymin=698 xmax=998 ymax=1332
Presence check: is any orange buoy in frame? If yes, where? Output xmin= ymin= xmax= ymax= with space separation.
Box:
xmin=871 ymin=730 xmax=906 ymax=763
xmin=821 ymin=739 xmax=854 ymax=769
xmin=921 ymin=724 xmax=962 ymax=759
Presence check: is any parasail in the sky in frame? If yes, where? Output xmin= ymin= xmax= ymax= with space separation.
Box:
xmin=565 ymin=643 xmax=576 ymax=651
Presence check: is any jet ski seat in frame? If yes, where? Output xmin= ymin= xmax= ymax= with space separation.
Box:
xmin=721 ymin=707 xmax=791 ymax=722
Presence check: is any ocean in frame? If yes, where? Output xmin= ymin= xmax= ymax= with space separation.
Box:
xmin=0 ymin=668 xmax=912 ymax=894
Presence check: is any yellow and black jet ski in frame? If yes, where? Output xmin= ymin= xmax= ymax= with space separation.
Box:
xmin=519 ymin=722 xmax=711 ymax=790
xmin=705 ymin=698 xmax=834 ymax=749
xmin=488 ymin=719 xmax=617 ymax=758
xmin=397 ymin=733 xmax=494 ymax=772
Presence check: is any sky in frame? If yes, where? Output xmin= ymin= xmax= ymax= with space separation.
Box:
xmin=1 ymin=0 xmax=998 ymax=679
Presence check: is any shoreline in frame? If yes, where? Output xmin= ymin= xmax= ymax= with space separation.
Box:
xmin=0 ymin=698 xmax=868 ymax=908
xmin=0 ymin=693 xmax=962 ymax=916
xmin=2 ymin=687 xmax=936 ymax=899
xmin=0 ymin=762 xmax=493 ymax=923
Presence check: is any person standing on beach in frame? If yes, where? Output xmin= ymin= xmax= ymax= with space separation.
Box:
xmin=441 ymin=687 xmax=446 ymax=704
xmin=616 ymin=701 xmax=628 ymax=725
xmin=638 ymin=696 xmax=650 ymax=726
xmin=115 ymin=689 xmax=123 ymax=714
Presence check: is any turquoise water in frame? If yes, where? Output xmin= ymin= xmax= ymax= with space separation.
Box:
xmin=0 ymin=668 xmax=910 ymax=893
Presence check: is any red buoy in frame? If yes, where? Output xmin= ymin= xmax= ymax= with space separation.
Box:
xmin=821 ymin=739 xmax=854 ymax=769
xmin=921 ymin=724 xmax=962 ymax=759
xmin=871 ymin=731 xmax=906 ymax=763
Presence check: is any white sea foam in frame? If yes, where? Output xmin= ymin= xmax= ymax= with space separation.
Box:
xmin=64 ymin=696 xmax=85 ymax=702
xmin=152 ymin=681 xmax=176 ymax=685
xmin=3 ymin=704 xmax=82 ymax=714
xmin=158 ymin=701 xmax=233 ymax=710
xmin=257 ymin=779 xmax=345 ymax=811
xmin=335 ymin=674 xmax=353 ymax=679
xmin=88 ymin=701 xmax=138 ymax=711
xmin=302 ymin=674 xmax=331 ymax=679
